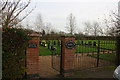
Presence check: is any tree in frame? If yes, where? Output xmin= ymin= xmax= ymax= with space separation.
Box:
xmin=1 ymin=0 xmax=34 ymax=28
xmin=84 ymin=22 xmax=92 ymax=36
xmin=104 ymin=14 xmax=119 ymax=36
xmin=66 ymin=13 xmax=76 ymax=35
xmin=42 ymin=29 xmax=45 ymax=36
xmin=91 ymin=21 xmax=101 ymax=36
xmin=34 ymin=13 xmax=44 ymax=35
xmin=84 ymin=21 xmax=103 ymax=36
xmin=44 ymin=22 xmax=52 ymax=34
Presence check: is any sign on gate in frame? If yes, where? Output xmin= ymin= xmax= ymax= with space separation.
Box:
xmin=65 ymin=40 xmax=75 ymax=49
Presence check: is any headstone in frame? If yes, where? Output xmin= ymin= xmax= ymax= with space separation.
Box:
xmin=51 ymin=46 xmax=56 ymax=50
xmin=44 ymin=44 xmax=47 ymax=47
xmin=77 ymin=40 xmax=80 ymax=45
xmin=85 ymin=42 xmax=88 ymax=45
xmin=88 ymin=41 xmax=92 ymax=45
xmin=81 ymin=41 xmax=84 ymax=45
xmin=93 ymin=42 xmax=96 ymax=46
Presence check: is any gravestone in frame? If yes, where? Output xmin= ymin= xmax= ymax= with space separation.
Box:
xmin=85 ymin=42 xmax=88 ymax=45
xmin=81 ymin=41 xmax=84 ymax=45
xmin=44 ymin=44 xmax=47 ymax=47
xmin=77 ymin=40 xmax=80 ymax=45
xmin=93 ymin=42 xmax=96 ymax=46
xmin=51 ymin=46 xmax=56 ymax=50
xmin=88 ymin=41 xmax=92 ymax=45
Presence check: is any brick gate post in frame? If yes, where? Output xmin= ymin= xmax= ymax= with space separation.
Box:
xmin=26 ymin=34 xmax=40 ymax=78
xmin=61 ymin=35 xmax=75 ymax=77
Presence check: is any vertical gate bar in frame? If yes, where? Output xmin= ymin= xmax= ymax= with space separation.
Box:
xmin=52 ymin=50 xmax=54 ymax=69
xmin=97 ymin=40 xmax=100 ymax=67
xmin=60 ymin=40 xmax=63 ymax=77
xmin=116 ymin=35 xmax=120 ymax=66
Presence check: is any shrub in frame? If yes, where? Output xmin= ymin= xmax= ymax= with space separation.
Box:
xmin=2 ymin=28 xmax=30 ymax=79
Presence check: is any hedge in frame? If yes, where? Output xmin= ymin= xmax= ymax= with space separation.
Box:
xmin=2 ymin=28 xmax=30 ymax=79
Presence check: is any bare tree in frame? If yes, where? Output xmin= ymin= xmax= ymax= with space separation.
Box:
xmin=84 ymin=21 xmax=104 ymax=36
xmin=91 ymin=21 xmax=101 ymax=36
xmin=84 ymin=22 xmax=92 ymax=36
xmin=112 ymin=13 xmax=120 ymax=35
xmin=66 ymin=13 xmax=76 ymax=35
xmin=0 ymin=0 xmax=34 ymax=28
xmin=34 ymin=13 xmax=44 ymax=36
xmin=104 ymin=13 xmax=119 ymax=36
xmin=44 ymin=22 xmax=52 ymax=34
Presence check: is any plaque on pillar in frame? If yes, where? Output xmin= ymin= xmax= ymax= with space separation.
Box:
xmin=28 ymin=43 xmax=37 ymax=48
xmin=65 ymin=40 xmax=75 ymax=49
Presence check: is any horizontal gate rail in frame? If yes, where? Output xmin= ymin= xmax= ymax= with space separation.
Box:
xmin=74 ymin=36 xmax=117 ymax=71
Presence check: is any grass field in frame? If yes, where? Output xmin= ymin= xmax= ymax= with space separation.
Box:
xmin=75 ymin=45 xmax=98 ymax=53
xmin=39 ymin=40 xmax=116 ymax=55
xmin=39 ymin=44 xmax=61 ymax=55
xmin=75 ymin=40 xmax=116 ymax=50
xmin=39 ymin=46 xmax=52 ymax=55
xmin=88 ymin=53 xmax=116 ymax=62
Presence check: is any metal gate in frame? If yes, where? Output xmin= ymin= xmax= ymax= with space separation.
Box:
xmin=50 ymin=40 xmax=61 ymax=72
xmin=74 ymin=36 xmax=116 ymax=71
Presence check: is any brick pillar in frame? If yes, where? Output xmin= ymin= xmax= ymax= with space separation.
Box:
xmin=26 ymin=34 xmax=40 ymax=78
xmin=61 ymin=35 xmax=75 ymax=77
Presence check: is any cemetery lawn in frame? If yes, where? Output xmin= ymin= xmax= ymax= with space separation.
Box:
xmin=39 ymin=45 xmax=61 ymax=55
xmin=39 ymin=46 xmax=52 ymax=55
xmin=39 ymin=40 xmax=116 ymax=55
xmin=76 ymin=40 xmax=116 ymax=50
xmin=88 ymin=53 xmax=116 ymax=62
xmin=75 ymin=45 xmax=98 ymax=53
xmin=39 ymin=45 xmax=99 ymax=55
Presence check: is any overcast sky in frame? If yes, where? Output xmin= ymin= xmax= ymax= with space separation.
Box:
xmin=22 ymin=0 xmax=120 ymax=32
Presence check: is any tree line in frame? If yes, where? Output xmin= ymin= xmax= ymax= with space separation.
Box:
xmin=1 ymin=0 xmax=120 ymax=37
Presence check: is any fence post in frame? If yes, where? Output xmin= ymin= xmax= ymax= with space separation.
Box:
xmin=61 ymin=35 xmax=75 ymax=77
xmin=116 ymin=35 xmax=120 ymax=66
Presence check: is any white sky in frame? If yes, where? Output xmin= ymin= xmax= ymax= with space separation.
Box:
xmin=22 ymin=0 xmax=120 ymax=32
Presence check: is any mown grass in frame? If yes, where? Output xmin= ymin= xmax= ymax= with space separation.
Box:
xmin=75 ymin=45 xmax=98 ymax=53
xmin=39 ymin=46 xmax=52 ymax=55
xmin=75 ymin=40 xmax=116 ymax=50
xmin=39 ymin=40 xmax=116 ymax=55
xmin=39 ymin=44 xmax=61 ymax=55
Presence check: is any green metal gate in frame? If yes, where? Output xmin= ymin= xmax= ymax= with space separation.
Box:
xmin=74 ymin=36 xmax=117 ymax=71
